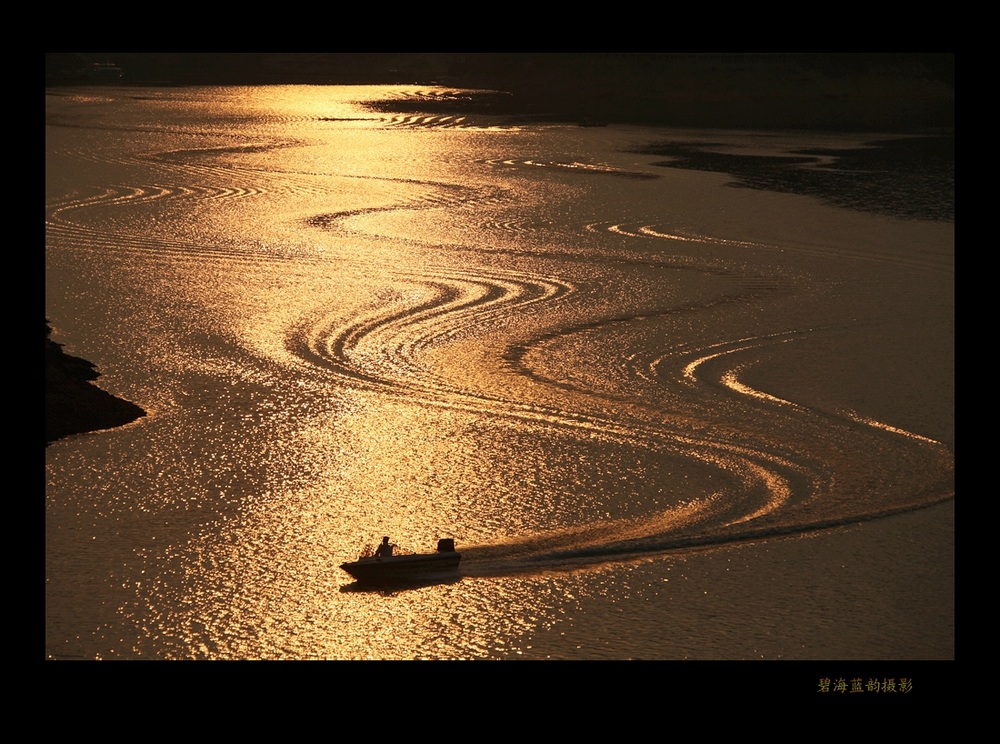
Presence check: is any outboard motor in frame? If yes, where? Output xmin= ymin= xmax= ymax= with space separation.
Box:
xmin=437 ymin=538 xmax=456 ymax=553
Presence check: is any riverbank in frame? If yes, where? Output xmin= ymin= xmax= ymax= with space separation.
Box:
xmin=45 ymin=321 xmax=145 ymax=445
xmin=47 ymin=53 xmax=955 ymax=134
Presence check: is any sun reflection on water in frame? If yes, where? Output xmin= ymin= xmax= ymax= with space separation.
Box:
xmin=47 ymin=84 xmax=953 ymax=659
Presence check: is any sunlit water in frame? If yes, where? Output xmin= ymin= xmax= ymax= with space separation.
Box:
xmin=45 ymin=85 xmax=953 ymax=660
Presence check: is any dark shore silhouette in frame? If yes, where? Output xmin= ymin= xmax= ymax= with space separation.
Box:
xmin=47 ymin=53 xmax=954 ymax=133
xmin=45 ymin=321 xmax=145 ymax=445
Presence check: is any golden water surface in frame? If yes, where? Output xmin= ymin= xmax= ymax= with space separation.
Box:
xmin=45 ymin=85 xmax=953 ymax=659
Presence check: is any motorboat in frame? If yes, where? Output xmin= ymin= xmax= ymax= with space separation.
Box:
xmin=340 ymin=538 xmax=461 ymax=585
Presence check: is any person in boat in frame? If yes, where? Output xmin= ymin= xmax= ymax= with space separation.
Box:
xmin=374 ymin=536 xmax=396 ymax=558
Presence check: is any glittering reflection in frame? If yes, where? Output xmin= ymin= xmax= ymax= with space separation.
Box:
xmin=46 ymin=85 xmax=952 ymax=659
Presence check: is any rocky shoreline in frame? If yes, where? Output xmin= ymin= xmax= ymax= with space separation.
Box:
xmin=45 ymin=321 xmax=145 ymax=445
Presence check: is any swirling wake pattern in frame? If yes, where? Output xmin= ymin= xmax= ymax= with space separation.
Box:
xmin=45 ymin=87 xmax=954 ymax=660
xmin=46 ymin=87 xmax=953 ymax=580
xmin=293 ymin=175 xmax=953 ymax=576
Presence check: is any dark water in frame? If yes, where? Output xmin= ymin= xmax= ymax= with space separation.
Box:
xmin=45 ymin=85 xmax=953 ymax=660
xmin=632 ymin=134 xmax=954 ymax=222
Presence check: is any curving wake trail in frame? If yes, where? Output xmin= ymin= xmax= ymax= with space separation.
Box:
xmin=291 ymin=175 xmax=953 ymax=578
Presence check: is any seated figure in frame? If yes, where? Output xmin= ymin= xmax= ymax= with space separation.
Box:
xmin=374 ymin=536 xmax=395 ymax=558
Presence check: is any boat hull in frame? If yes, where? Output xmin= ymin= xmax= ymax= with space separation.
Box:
xmin=340 ymin=551 xmax=462 ymax=584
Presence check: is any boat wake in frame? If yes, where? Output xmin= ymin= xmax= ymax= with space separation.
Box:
xmin=283 ymin=180 xmax=954 ymax=575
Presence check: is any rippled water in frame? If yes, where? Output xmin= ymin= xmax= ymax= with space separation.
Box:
xmin=45 ymin=85 xmax=954 ymax=660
